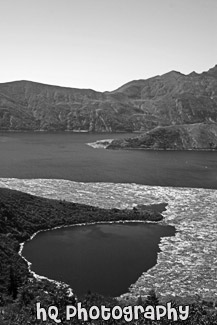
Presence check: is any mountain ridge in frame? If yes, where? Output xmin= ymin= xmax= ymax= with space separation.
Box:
xmin=1 ymin=65 xmax=217 ymax=139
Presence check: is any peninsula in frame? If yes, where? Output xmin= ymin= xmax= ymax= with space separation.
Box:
xmin=0 ymin=187 xmax=162 ymax=304
xmin=0 ymin=65 xmax=217 ymax=151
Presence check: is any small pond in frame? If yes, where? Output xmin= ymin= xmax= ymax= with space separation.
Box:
xmin=22 ymin=222 xmax=175 ymax=297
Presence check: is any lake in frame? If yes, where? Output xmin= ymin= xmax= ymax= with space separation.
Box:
xmin=1 ymin=132 xmax=216 ymax=299
xmin=0 ymin=132 xmax=217 ymax=188
xmin=22 ymin=222 xmax=175 ymax=297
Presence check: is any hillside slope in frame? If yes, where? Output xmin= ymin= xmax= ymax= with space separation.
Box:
xmin=0 ymin=187 xmax=162 ymax=304
xmin=107 ymin=123 xmax=217 ymax=150
xmin=0 ymin=65 xmax=217 ymax=133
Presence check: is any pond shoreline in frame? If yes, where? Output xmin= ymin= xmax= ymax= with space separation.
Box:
xmin=0 ymin=187 xmax=165 ymax=302
xmin=19 ymin=219 xmax=170 ymax=298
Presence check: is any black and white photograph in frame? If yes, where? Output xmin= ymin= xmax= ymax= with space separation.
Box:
xmin=0 ymin=0 xmax=217 ymax=324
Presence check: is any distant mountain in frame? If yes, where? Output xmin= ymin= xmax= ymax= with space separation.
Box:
xmin=1 ymin=65 xmax=217 ymax=135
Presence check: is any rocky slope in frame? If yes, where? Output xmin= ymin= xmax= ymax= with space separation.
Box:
xmin=0 ymin=187 xmax=162 ymax=304
xmin=0 ymin=81 xmax=137 ymax=132
xmin=1 ymin=65 xmax=217 ymax=133
xmin=107 ymin=122 xmax=217 ymax=150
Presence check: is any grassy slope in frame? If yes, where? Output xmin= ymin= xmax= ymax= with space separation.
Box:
xmin=0 ymin=187 xmax=162 ymax=303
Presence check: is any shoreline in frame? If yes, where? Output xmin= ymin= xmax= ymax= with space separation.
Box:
xmin=18 ymin=219 xmax=167 ymax=300
xmin=0 ymin=186 xmax=165 ymax=302
xmin=1 ymin=182 xmax=217 ymax=302
xmin=0 ymin=130 xmax=138 ymax=134
xmin=86 ymin=139 xmax=217 ymax=151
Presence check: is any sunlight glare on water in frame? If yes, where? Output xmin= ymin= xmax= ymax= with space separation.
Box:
xmin=0 ymin=178 xmax=217 ymax=300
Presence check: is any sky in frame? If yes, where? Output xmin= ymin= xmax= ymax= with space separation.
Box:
xmin=0 ymin=0 xmax=217 ymax=91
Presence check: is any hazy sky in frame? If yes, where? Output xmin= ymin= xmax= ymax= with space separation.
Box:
xmin=0 ymin=0 xmax=217 ymax=91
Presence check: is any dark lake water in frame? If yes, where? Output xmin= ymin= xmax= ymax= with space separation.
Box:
xmin=22 ymin=222 xmax=175 ymax=297
xmin=1 ymin=132 xmax=216 ymax=297
xmin=0 ymin=132 xmax=217 ymax=188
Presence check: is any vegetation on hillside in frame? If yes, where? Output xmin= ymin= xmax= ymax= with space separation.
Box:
xmin=0 ymin=187 xmax=162 ymax=305
xmin=0 ymin=188 xmax=216 ymax=324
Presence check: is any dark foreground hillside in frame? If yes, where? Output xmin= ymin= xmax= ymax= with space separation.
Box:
xmin=0 ymin=188 xmax=216 ymax=324
xmin=0 ymin=187 xmax=161 ymax=301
